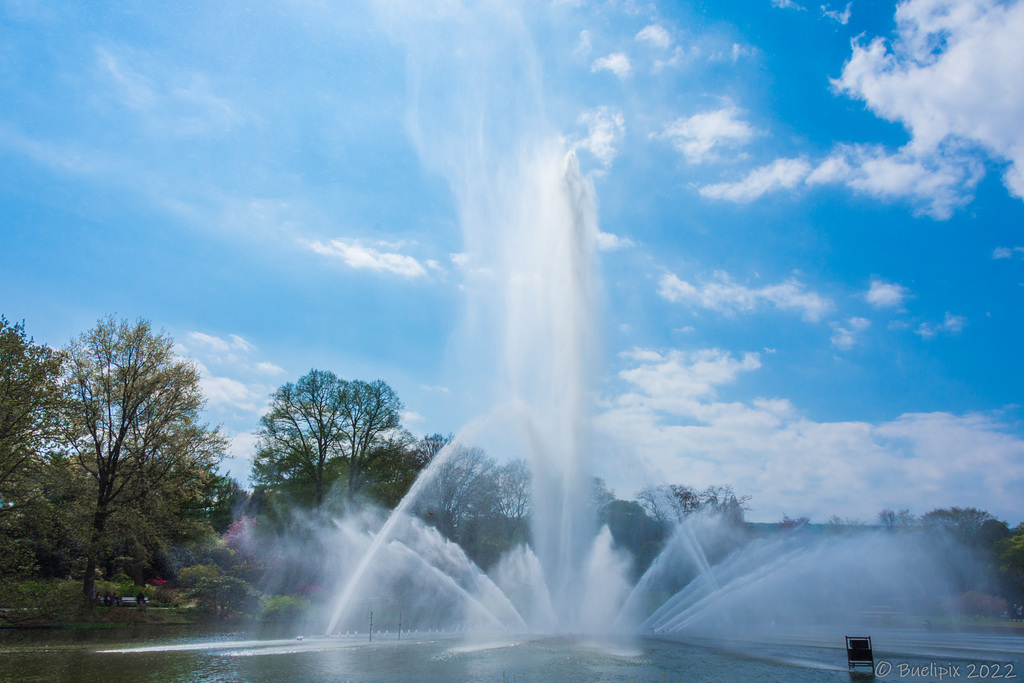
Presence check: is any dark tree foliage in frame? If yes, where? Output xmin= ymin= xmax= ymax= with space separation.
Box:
xmin=921 ymin=507 xmax=995 ymax=546
xmin=252 ymin=369 xmax=348 ymax=507
xmin=252 ymin=372 xmax=410 ymax=507
xmin=338 ymin=379 xmax=406 ymax=501
xmin=0 ymin=317 xmax=62 ymax=513
xmin=601 ymin=499 xmax=662 ymax=579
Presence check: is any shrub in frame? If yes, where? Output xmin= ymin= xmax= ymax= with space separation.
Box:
xmin=190 ymin=576 xmax=260 ymax=618
xmin=177 ymin=564 xmax=221 ymax=589
xmin=260 ymin=595 xmax=311 ymax=622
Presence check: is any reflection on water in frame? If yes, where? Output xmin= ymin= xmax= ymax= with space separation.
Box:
xmin=1 ymin=625 xmax=1021 ymax=682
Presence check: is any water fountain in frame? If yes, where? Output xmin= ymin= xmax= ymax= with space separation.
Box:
xmin=36 ymin=4 xmax=1018 ymax=679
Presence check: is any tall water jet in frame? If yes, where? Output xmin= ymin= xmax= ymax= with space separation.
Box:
xmin=371 ymin=1 xmax=612 ymax=631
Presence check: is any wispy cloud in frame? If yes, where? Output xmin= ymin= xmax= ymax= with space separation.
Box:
xmin=830 ymin=317 xmax=870 ymax=350
xmin=993 ymin=247 xmax=1024 ymax=259
xmin=659 ymin=270 xmax=832 ymax=322
xmin=636 ymin=25 xmax=672 ymax=50
xmin=595 ymin=232 xmax=635 ymax=251
xmin=574 ymin=30 xmax=592 ymax=57
xmin=772 ymin=0 xmax=805 ymax=10
xmin=865 ymin=279 xmax=911 ymax=309
xmin=655 ymin=106 xmax=757 ymax=164
xmin=706 ymin=144 xmax=982 ymax=219
xmin=96 ymin=46 xmax=242 ymax=138
xmin=916 ymin=312 xmax=967 ymax=339
xmin=821 ymin=3 xmax=851 ymax=24
xmin=187 ymin=331 xmax=252 ymax=354
xmin=591 ymin=52 xmax=632 ymax=79
xmin=699 ymin=157 xmax=812 ymax=202
xmin=175 ymin=333 xmax=279 ymax=416
xmin=307 ymin=239 xmax=429 ymax=278
xmin=575 ymin=107 xmax=625 ymax=169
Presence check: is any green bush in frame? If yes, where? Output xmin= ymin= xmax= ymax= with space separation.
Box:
xmin=0 ymin=579 xmax=81 ymax=625
xmin=259 ymin=595 xmax=311 ymax=622
xmin=190 ymin=576 xmax=260 ymax=618
xmin=177 ymin=564 xmax=221 ymax=589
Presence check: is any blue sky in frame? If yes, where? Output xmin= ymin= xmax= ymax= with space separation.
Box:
xmin=2 ymin=0 xmax=1023 ymax=523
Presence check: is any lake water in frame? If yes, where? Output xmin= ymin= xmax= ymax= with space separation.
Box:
xmin=1 ymin=625 xmax=1021 ymax=681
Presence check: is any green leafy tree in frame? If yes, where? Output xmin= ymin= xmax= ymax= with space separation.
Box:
xmin=61 ymin=316 xmax=225 ymax=598
xmin=363 ymin=431 xmax=420 ymax=507
xmin=921 ymin=507 xmax=994 ymax=546
xmin=253 ymin=369 xmax=348 ymax=507
xmin=996 ymin=524 xmax=1024 ymax=602
xmin=253 ymin=372 xmax=409 ymax=506
xmin=0 ymin=317 xmax=62 ymax=513
xmin=337 ymin=379 xmax=405 ymax=501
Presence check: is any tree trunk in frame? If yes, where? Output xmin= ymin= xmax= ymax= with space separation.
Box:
xmin=81 ymin=507 xmax=109 ymax=599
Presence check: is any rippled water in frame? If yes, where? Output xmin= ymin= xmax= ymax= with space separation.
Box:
xmin=1 ymin=626 xmax=1021 ymax=682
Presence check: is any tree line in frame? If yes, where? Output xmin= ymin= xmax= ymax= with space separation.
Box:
xmin=2 ymin=313 xmax=1023 ymax=623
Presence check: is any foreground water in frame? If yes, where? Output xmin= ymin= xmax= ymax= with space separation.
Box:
xmin=1 ymin=625 xmax=1022 ymax=682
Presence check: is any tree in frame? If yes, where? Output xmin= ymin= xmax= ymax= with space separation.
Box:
xmin=779 ymin=514 xmax=810 ymax=530
xmin=0 ymin=317 xmax=62 ymax=513
xmin=878 ymin=508 xmax=916 ymax=529
xmin=252 ymin=369 xmax=348 ymax=507
xmin=921 ymin=507 xmax=994 ymax=546
xmin=493 ymin=459 xmax=530 ymax=543
xmin=418 ymin=445 xmax=496 ymax=541
xmin=362 ymin=430 xmax=420 ymax=507
xmin=413 ymin=432 xmax=454 ymax=469
xmin=252 ymin=374 xmax=408 ymax=506
xmin=637 ymin=483 xmax=750 ymax=528
xmin=61 ymin=316 xmax=225 ymax=598
xmin=338 ymin=379 xmax=405 ymax=501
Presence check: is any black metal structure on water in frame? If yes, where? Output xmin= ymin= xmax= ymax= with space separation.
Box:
xmin=846 ymin=636 xmax=874 ymax=673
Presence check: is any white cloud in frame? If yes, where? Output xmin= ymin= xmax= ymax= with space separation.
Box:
xmin=916 ymin=312 xmax=967 ymax=339
xmin=307 ymin=238 xmax=428 ymax=278
xmin=815 ymin=145 xmax=983 ymax=220
xmin=226 ymin=431 xmax=259 ymax=462
xmin=96 ymin=46 xmax=242 ymax=138
xmin=636 ymin=25 xmax=672 ymax=50
xmin=830 ymin=316 xmax=870 ymax=350
xmin=865 ymin=279 xmax=910 ymax=309
xmin=255 ymin=361 xmax=285 ymax=375
xmin=591 ymin=52 xmax=632 ymax=79
xmin=821 ymin=2 xmax=851 ymax=24
xmin=200 ymin=373 xmax=267 ymax=412
xmin=832 ymin=0 xmax=1024 ymax=201
xmin=659 ymin=271 xmax=832 ymax=322
xmin=401 ymin=410 xmax=425 ymax=424
xmin=616 ymin=348 xmax=761 ymax=408
xmin=575 ymin=30 xmax=592 ymax=57
xmin=597 ymin=348 xmax=1024 ymax=522
xmin=727 ymin=145 xmax=982 ymax=219
xmin=993 ymin=247 xmax=1024 ymax=260
xmin=772 ymin=0 xmax=805 ymax=9
xmin=655 ymin=106 xmax=757 ymax=164
xmin=699 ymin=157 xmax=812 ymax=202
xmin=575 ymin=107 xmax=625 ymax=168
xmin=187 ymin=331 xmax=253 ymax=354
xmin=595 ymin=231 xmax=635 ymax=251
